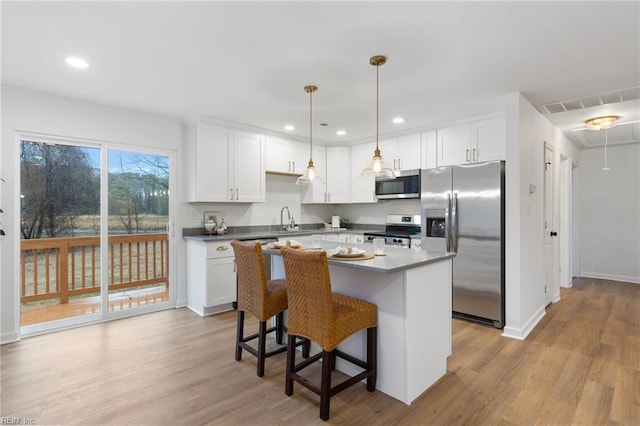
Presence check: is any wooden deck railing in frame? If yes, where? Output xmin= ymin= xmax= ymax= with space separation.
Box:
xmin=20 ymin=233 xmax=169 ymax=304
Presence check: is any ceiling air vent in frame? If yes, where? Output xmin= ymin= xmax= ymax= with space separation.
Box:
xmin=541 ymin=85 xmax=640 ymax=115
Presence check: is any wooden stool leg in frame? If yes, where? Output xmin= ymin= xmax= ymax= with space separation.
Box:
xmin=257 ymin=320 xmax=267 ymax=377
xmin=235 ymin=310 xmax=244 ymax=361
xmin=285 ymin=336 xmax=296 ymax=396
xmin=302 ymin=338 xmax=311 ymax=358
xmin=276 ymin=311 xmax=284 ymax=345
xmin=329 ymin=350 xmax=337 ymax=371
xmin=320 ymin=350 xmax=332 ymax=421
xmin=367 ymin=326 xmax=377 ymax=392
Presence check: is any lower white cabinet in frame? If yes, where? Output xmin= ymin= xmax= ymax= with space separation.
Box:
xmin=186 ymin=240 xmax=236 ymax=316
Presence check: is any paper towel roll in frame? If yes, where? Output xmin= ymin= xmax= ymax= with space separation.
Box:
xmin=332 ymin=215 xmax=340 ymax=228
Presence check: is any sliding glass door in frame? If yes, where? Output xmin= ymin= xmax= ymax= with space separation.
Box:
xmin=20 ymin=137 xmax=174 ymax=331
xmin=106 ymin=149 xmax=170 ymax=314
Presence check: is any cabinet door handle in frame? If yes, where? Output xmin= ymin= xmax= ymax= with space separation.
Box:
xmin=235 ymin=188 xmax=239 ymax=200
xmin=393 ymin=159 xmax=397 ymax=169
xmin=216 ymin=246 xmax=229 ymax=251
xmin=288 ymin=160 xmax=291 ymax=172
xmin=292 ymin=161 xmax=295 ymax=171
xmin=466 ymin=149 xmax=470 ymax=162
xmin=233 ymin=259 xmax=236 ymax=272
xmin=230 ymin=188 xmax=234 ymax=200
xmin=472 ymin=148 xmax=477 ymax=162
xmin=398 ymin=158 xmax=402 ymax=170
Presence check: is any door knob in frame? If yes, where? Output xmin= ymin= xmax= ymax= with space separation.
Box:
xmin=550 ymin=231 xmax=558 ymax=237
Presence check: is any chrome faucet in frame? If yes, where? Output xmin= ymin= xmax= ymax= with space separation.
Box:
xmin=280 ymin=206 xmax=291 ymax=231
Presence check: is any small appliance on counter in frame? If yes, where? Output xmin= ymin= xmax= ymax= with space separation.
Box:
xmin=203 ymin=211 xmax=222 ymax=235
xmin=331 ymin=215 xmax=341 ymax=228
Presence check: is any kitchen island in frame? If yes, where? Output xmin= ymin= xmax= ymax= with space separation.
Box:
xmin=267 ymin=242 xmax=455 ymax=405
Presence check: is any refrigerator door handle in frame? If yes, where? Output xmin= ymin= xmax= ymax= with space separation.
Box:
xmin=452 ymin=192 xmax=459 ymax=253
xmin=445 ymin=193 xmax=452 ymax=252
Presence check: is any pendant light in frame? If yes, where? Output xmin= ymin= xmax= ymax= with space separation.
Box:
xmin=601 ymin=128 xmax=611 ymax=171
xmin=296 ymin=85 xmax=322 ymax=186
xmin=585 ymin=115 xmax=619 ymax=171
xmin=361 ymin=55 xmax=395 ymax=179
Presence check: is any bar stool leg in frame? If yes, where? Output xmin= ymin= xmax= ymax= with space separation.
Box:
xmin=302 ymin=338 xmax=311 ymax=358
xmin=275 ymin=311 xmax=284 ymax=345
xmin=367 ymin=326 xmax=377 ymax=392
xmin=285 ymin=336 xmax=296 ymax=396
xmin=257 ymin=321 xmax=267 ymax=377
xmin=320 ymin=350 xmax=332 ymax=421
xmin=235 ymin=310 xmax=245 ymax=361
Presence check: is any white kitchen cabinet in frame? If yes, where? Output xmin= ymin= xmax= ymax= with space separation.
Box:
xmin=350 ymin=142 xmax=377 ymax=203
xmin=266 ymin=136 xmax=308 ymax=174
xmin=186 ymin=240 xmax=237 ymax=316
xmin=379 ymin=134 xmax=422 ymax=173
xmin=187 ymin=122 xmax=265 ymax=202
xmin=436 ymin=115 xmax=505 ymax=167
xmin=421 ymin=129 xmax=437 ymax=170
xmin=300 ymin=146 xmax=349 ymax=204
xmin=325 ymin=146 xmax=351 ymax=203
xmin=338 ymin=233 xmax=365 ymax=244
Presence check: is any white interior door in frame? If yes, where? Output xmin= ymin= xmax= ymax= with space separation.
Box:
xmin=544 ymin=144 xmax=555 ymax=305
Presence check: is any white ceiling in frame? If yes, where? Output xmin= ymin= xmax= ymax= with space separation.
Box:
xmin=2 ymin=1 xmax=639 ymax=148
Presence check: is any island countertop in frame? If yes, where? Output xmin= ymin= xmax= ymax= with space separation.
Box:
xmin=263 ymin=242 xmax=455 ymax=274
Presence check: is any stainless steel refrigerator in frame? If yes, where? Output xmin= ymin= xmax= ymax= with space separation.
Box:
xmin=421 ymin=160 xmax=505 ymax=328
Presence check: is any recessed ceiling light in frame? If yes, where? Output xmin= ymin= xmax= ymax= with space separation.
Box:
xmin=336 ymin=130 xmax=346 ymax=136
xmin=65 ymin=57 xmax=89 ymax=69
xmin=284 ymin=125 xmax=295 ymax=131
xmin=392 ymin=117 xmax=405 ymax=124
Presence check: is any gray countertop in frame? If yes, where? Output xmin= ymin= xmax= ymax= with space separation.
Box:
xmin=264 ymin=241 xmax=455 ymax=274
xmin=182 ymin=228 xmax=379 ymax=243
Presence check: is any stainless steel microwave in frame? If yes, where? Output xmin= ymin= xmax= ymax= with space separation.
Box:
xmin=375 ymin=169 xmax=421 ymax=199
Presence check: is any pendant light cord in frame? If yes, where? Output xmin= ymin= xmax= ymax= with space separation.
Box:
xmin=376 ymin=62 xmax=379 ymax=151
xmin=309 ymin=88 xmax=313 ymax=159
xmin=603 ymin=128 xmax=609 ymax=169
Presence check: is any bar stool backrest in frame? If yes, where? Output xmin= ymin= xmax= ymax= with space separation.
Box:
xmin=231 ymin=240 xmax=269 ymax=319
xmin=281 ymin=248 xmax=335 ymax=350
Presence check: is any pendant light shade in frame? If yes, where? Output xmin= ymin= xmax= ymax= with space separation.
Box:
xmin=297 ymin=85 xmax=322 ymax=186
xmin=361 ymin=55 xmax=395 ymax=179
xmin=585 ymin=115 xmax=619 ymax=171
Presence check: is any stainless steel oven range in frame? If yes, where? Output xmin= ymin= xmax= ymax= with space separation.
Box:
xmin=363 ymin=214 xmax=421 ymax=248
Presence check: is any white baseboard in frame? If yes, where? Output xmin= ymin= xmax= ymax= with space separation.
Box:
xmin=502 ymin=306 xmax=546 ymax=340
xmin=580 ymin=271 xmax=640 ymax=284
xmin=176 ymin=298 xmax=188 ymax=308
xmin=1 ymin=331 xmax=19 ymax=345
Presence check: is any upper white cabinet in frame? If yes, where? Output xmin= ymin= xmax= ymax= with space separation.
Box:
xmin=266 ymin=136 xmax=308 ymax=174
xmin=188 ymin=122 xmax=265 ymax=202
xmin=325 ymin=146 xmax=351 ymax=203
xmin=379 ymin=134 xmax=422 ymax=173
xmin=421 ymin=130 xmax=437 ymax=170
xmin=300 ymin=146 xmax=349 ymax=204
xmin=350 ymin=142 xmax=376 ymax=203
xmin=436 ymin=115 xmax=505 ymax=167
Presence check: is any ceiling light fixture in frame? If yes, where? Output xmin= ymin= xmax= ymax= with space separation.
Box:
xmin=336 ymin=130 xmax=346 ymax=136
xmin=296 ymin=85 xmax=322 ymax=186
xmin=585 ymin=116 xmax=619 ymax=171
xmin=392 ymin=117 xmax=405 ymax=124
xmin=585 ymin=115 xmax=619 ymax=131
xmin=65 ymin=57 xmax=89 ymax=69
xmin=361 ymin=55 xmax=395 ymax=179
xmin=284 ymin=124 xmax=295 ymax=131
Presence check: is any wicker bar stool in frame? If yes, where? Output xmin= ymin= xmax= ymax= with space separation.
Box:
xmin=231 ymin=240 xmax=307 ymax=377
xmin=280 ymin=247 xmax=378 ymax=421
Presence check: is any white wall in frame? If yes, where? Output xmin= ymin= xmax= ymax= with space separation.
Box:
xmin=579 ymin=144 xmax=640 ymax=283
xmin=502 ymin=93 xmax=581 ymax=340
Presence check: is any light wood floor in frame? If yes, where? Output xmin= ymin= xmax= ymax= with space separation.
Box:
xmin=2 ymin=277 xmax=638 ymax=425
